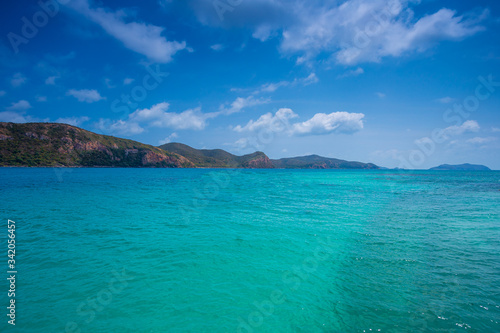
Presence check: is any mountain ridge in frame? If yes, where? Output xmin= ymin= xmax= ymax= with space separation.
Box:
xmin=0 ymin=122 xmax=376 ymax=169
xmin=429 ymin=163 xmax=491 ymax=171
xmin=0 ymin=122 xmax=193 ymax=167
xmin=270 ymin=154 xmax=379 ymax=169
xmin=158 ymin=142 xmax=273 ymax=168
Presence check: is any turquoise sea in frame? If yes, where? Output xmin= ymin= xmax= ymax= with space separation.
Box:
xmin=1 ymin=168 xmax=499 ymax=332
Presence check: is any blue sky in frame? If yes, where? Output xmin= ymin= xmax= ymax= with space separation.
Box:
xmin=1 ymin=0 xmax=499 ymax=169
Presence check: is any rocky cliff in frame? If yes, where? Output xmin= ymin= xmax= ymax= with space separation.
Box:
xmin=0 ymin=122 xmax=193 ymax=167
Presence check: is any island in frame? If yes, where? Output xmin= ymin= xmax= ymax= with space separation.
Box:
xmin=0 ymin=122 xmax=379 ymax=169
xmin=429 ymin=164 xmax=491 ymax=171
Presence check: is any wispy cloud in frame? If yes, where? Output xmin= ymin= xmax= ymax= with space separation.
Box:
xmin=210 ymin=44 xmax=225 ymax=51
xmin=190 ymin=0 xmax=487 ymax=66
xmin=254 ymin=73 xmax=319 ymax=94
xmin=443 ymin=120 xmax=480 ymax=136
xmin=67 ymin=89 xmax=105 ymax=103
xmin=96 ymin=102 xmax=216 ymax=136
xmin=130 ymin=102 xmax=209 ymax=130
xmin=283 ymin=3 xmax=488 ymax=65
xmin=219 ymin=96 xmax=270 ymax=115
xmin=466 ymin=137 xmax=496 ymax=145
xmin=7 ymin=100 xmax=32 ymax=111
xmin=104 ymin=78 xmax=115 ymax=89
xmin=437 ymin=96 xmax=455 ymax=104
xmin=0 ymin=112 xmax=39 ymax=123
xmin=338 ymin=67 xmax=364 ymax=78
xmin=159 ymin=133 xmax=178 ymax=145
xmin=55 ymin=116 xmax=90 ymax=127
xmin=95 ymin=119 xmax=144 ymax=135
xmin=11 ymin=73 xmax=26 ymax=87
xmin=45 ymin=75 xmax=60 ymax=85
xmin=65 ymin=0 xmax=186 ymax=63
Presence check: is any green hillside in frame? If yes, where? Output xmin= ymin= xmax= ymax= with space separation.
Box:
xmin=0 ymin=123 xmax=381 ymax=169
xmin=159 ymin=142 xmax=273 ymax=168
xmin=0 ymin=122 xmax=193 ymax=167
xmin=271 ymin=154 xmax=379 ymax=169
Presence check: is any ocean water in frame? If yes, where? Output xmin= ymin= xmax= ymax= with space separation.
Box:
xmin=1 ymin=168 xmax=499 ymax=332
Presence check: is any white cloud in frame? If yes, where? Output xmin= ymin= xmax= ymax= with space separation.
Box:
xmin=376 ymin=92 xmax=386 ymax=99
xmin=55 ymin=116 xmax=90 ymax=127
xmin=443 ymin=120 xmax=480 ymax=136
xmin=437 ymin=96 xmax=455 ymax=104
xmin=159 ymin=132 xmax=178 ymax=145
xmin=291 ymin=112 xmax=365 ymax=135
xmin=466 ymin=137 xmax=496 ymax=144
xmin=0 ymin=108 xmax=86 ymax=125
xmin=190 ymin=0 xmax=487 ymax=66
xmin=0 ymin=111 xmax=48 ymax=123
xmin=67 ymin=89 xmax=105 ymax=103
xmin=7 ymin=100 xmax=32 ymax=111
xmin=65 ymin=0 xmax=186 ymax=63
xmin=252 ymin=25 xmax=274 ymax=41
xmin=234 ymin=108 xmax=298 ymax=133
xmin=232 ymin=138 xmax=250 ymax=150
xmin=11 ymin=73 xmax=26 ymax=87
xmin=0 ymin=112 xmax=30 ymax=123
xmin=338 ymin=67 xmax=364 ymax=78
xmin=210 ymin=44 xmax=225 ymax=51
xmin=123 ymin=78 xmax=134 ymax=85
xmin=233 ymin=108 xmax=365 ymax=136
xmin=414 ymin=137 xmax=434 ymax=145
xmin=284 ymin=3 xmax=487 ymax=65
xmin=0 ymin=91 xmax=6 ymax=97
xmin=45 ymin=75 xmax=59 ymax=85
xmin=219 ymin=96 xmax=270 ymax=115
xmin=302 ymin=73 xmax=319 ymax=85
xmin=131 ymin=103 xmax=209 ymax=130
xmin=492 ymin=127 xmax=500 ymax=133
xmin=259 ymin=81 xmax=289 ymax=93
xmin=95 ymin=119 xmax=144 ymax=136
xmin=36 ymin=96 xmax=47 ymax=102
xmin=98 ymin=102 xmax=214 ymax=136
xmin=255 ymin=73 xmax=319 ymax=94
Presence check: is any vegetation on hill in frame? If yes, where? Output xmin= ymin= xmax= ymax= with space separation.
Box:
xmin=429 ymin=164 xmax=491 ymax=171
xmin=0 ymin=122 xmax=193 ymax=167
xmin=0 ymin=123 xmax=381 ymax=169
xmin=159 ymin=142 xmax=273 ymax=168
xmin=271 ymin=154 xmax=379 ymax=169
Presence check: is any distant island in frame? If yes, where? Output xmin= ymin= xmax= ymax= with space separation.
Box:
xmin=160 ymin=142 xmax=379 ymax=169
xmin=0 ymin=122 xmax=378 ymax=169
xmin=429 ymin=164 xmax=491 ymax=171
